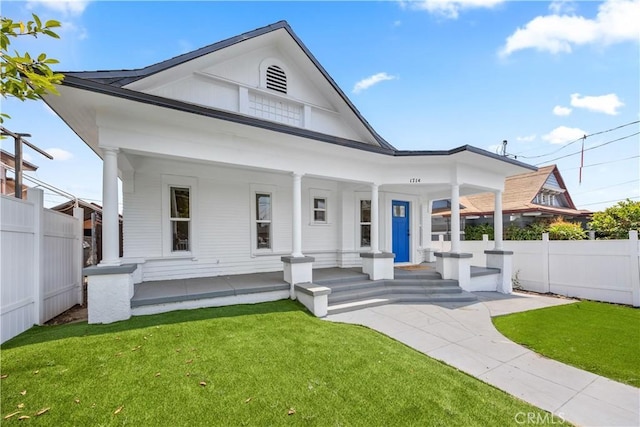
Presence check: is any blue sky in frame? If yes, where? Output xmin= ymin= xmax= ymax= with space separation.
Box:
xmin=2 ymin=0 xmax=639 ymax=212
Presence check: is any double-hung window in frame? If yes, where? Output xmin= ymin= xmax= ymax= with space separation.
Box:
xmin=360 ymin=200 xmax=371 ymax=247
xmin=313 ymin=197 xmax=327 ymax=223
xmin=256 ymin=193 xmax=272 ymax=249
xmin=170 ymin=186 xmax=191 ymax=252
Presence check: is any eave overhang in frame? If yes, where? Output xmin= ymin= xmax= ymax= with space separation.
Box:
xmin=55 ymin=75 xmax=537 ymax=175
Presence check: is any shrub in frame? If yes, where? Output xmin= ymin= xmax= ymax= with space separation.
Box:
xmin=589 ymin=199 xmax=640 ymax=239
xmin=505 ymin=220 xmax=549 ymax=240
xmin=464 ymin=223 xmax=494 ymax=240
xmin=547 ymin=219 xmax=586 ymax=240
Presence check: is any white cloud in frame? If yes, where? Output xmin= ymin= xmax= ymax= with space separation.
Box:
xmin=27 ymin=0 xmax=90 ymax=16
xmin=549 ymin=0 xmax=576 ymax=15
xmin=403 ymin=0 xmax=504 ymax=19
xmin=499 ymin=0 xmax=640 ymax=56
xmin=352 ymin=72 xmax=397 ymax=94
xmin=516 ymin=134 xmax=536 ymax=142
xmin=45 ymin=148 xmax=73 ymax=161
xmin=542 ymin=126 xmax=587 ymax=144
xmin=553 ymin=105 xmax=572 ymax=116
xmin=570 ymin=93 xmax=624 ymax=115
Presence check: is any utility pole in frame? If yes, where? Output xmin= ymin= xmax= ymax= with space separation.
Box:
xmin=1 ymin=126 xmax=53 ymax=199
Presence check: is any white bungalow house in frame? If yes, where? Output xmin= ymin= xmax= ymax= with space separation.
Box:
xmin=44 ymin=21 xmax=535 ymax=323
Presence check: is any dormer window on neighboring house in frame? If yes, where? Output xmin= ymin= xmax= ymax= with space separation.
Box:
xmin=533 ymin=173 xmax=569 ymax=208
xmin=266 ymin=65 xmax=287 ymax=94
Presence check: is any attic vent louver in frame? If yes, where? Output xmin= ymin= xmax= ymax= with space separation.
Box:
xmin=266 ymin=65 xmax=287 ymax=94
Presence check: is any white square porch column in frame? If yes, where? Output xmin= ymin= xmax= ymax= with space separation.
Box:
xmin=100 ymin=146 xmax=120 ymax=266
xmin=360 ymin=183 xmax=394 ymax=280
xmin=282 ymin=172 xmax=314 ymax=297
xmin=485 ymin=189 xmax=514 ymax=294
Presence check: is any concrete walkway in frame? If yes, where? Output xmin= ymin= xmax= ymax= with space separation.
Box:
xmin=326 ymin=292 xmax=639 ymax=427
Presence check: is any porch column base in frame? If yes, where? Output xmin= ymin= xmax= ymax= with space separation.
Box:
xmin=435 ymin=252 xmax=472 ymax=291
xmin=85 ymin=264 xmax=137 ymax=324
xmin=360 ymin=252 xmax=395 ymax=280
xmin=294 ymin=283 xmax=331 ymax=317
xmin=421 ymin=247 xmax=436 ymax=263
xmin=485 ymin=250 xmax=514 ymax=294
xmin=281 ymin=256 xmax=315 ymax=299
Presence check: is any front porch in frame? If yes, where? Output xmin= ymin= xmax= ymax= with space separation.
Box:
xmin=129 ymin=265 xmax=500 ymax=317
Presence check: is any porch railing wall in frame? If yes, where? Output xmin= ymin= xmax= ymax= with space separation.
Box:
xmin=1 ymin=189 xmax=83 ymax=343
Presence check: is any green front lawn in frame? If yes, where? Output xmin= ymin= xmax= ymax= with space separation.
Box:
xmin=493 ymin=301 xmax=640 ymax=387
xmin=1 ymin=301 xmax=552 ymax=425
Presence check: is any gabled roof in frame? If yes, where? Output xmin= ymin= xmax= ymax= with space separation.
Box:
xmin=435 ymin=165 xmax=590 ymax=217
xmin=48 ymin=21 xmax=536 ymax=173
xmin=60 ymin=20 xmax=395 ymax=151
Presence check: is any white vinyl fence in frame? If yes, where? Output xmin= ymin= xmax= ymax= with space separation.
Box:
xmin=432 ymin=231 xmax=640 ymax=306
xmin=1 ymin=189 xmax=83 ymax=343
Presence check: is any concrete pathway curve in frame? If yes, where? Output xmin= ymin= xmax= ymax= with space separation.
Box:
xmin=326 ymin=292 xmax=639 ymax=427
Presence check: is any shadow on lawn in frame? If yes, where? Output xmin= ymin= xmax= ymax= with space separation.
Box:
xmin=1 ymin=299 xmax=308 ymax=350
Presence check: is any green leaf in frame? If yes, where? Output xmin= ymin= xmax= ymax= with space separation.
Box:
xmin=33 ymin=14 xmax=42 ymax=29
xmin=42 ymin=29 xmax=60 ymax=39
xmin=44 ymin=20 xmax=61 ymax=29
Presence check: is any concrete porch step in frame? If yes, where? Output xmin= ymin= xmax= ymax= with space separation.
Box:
xmin=327 ymin=292 xmax=478 ymax=315
xmin=329 ymin=285 xmax=463 ymax=304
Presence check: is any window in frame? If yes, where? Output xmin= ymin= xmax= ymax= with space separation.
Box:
xmin=360 ymin=200 xmax=371 ymax=247
xmin=313 ymin=197 xmax=327 ymax=223
xmin=393 ymin=205 xmax=406 ymax=217
xmin=162 ymin=175 xmax=197 ymax=257
xmin=256 ymin=193 xmax=272 ymax=249
xmin=170 ymin=186 xmax=190 ymax=252
xmin=266 ymin=65 xmax=287 ymax=94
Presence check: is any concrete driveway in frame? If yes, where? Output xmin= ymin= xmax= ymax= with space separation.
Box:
xmin=326 ymin=292 xmax=639 ymax=427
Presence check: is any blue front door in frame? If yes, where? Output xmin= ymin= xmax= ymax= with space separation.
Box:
xmin=392 ymin=200 xmax=410 ymax=263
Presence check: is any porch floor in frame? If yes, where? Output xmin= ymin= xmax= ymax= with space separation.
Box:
xmin=131 ymin=264 xmax=499 ymax=309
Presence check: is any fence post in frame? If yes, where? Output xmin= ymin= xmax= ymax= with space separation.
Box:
xmin=73 ymin=207 xmax=84 ymax=306
xmin=542 ymin=233 xmax=550 ymax=293
xmin=27 ymin=188 xmax=44 ymax=324
xmin=630 ymin=230 xmax=639 ymax=307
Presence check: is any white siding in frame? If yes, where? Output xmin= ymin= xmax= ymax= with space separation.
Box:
xmin=124 ymin=158 xmax=351 ymax=281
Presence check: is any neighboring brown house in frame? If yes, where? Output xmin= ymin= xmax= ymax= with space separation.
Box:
xmin=0 ymin=149 xmax=38 ymax=198
xmin=51 ymin=200 xmax=123 ymax=265
xmin=433 ymin=165 xmax=592 ymax=239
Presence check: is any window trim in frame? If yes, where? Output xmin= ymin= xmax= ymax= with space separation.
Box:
xmin=358 ymin=197 xmax=372 ymax=249
xmin=309 ymin=188 xmax=331 ymax=226
xmin=255 ymin=192 xmax=273 ymax=251
xmin=250 ymin=184 xmax=277 ymax=255
xmin=161 ymin=175 xmax=197 ymax=258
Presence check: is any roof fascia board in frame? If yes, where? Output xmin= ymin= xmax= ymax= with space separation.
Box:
xmin=395 ymin=145 xmax=537 ymax=171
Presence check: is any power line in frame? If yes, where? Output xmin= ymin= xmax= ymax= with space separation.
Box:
xmin=535 ymin=131 xmax=640 ymax=166
xmin=572 ymin=179 xmax=639 ymax=196
xmin=512 ymin=120 xmax=640 ymax=159
xmin=579 ymin=196 xmax=640 ymax=207
xmin=564 ymin=155 xmax=640 ymax=171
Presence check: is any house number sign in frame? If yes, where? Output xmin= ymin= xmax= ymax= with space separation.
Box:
xmin=409 ymin=178 xmax=421 ymax=183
